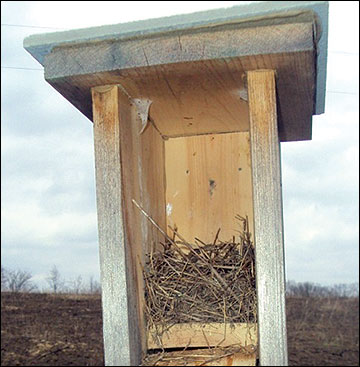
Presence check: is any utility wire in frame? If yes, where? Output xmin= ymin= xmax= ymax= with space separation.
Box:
xmin=329 ymin=51 xmax=359 ymax=56
xmin=1 ymin=66 xmax=43 ymax=71
xmin=327 ymin=90 xmax=358 ymax=95
xmin=1 ymin=23 xmax=66 ymax=30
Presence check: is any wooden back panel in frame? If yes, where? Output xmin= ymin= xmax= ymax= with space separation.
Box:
xmin=165 ymin=132 xmax=253 ymax=245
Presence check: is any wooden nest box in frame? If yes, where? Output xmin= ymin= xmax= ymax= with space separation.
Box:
xmin=24 ymin=1 xmax=328 ymax=366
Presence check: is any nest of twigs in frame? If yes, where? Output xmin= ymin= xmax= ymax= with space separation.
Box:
xmin=143 ymin=215 xmax=257 ymax=337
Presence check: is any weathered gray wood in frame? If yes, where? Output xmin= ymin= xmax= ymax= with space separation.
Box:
xmin=247 ymin=70 xmax=288 ymax=366
xmin=92 ymin=85 xmax=141 ymax=366
xmin=43 ymin=22 xmax=314 ymax=79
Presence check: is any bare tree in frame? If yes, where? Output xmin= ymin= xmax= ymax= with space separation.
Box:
xmin=72 ymin=275 xmax=83 ymax=294
xmin=46 ymin=265 xmax=63 ymax=293
xmin=88 ymin=276 xmax=101 ymax=294
xmin=331 ymin=283 xmax=359 ymax=298
xmin=300 ymin=282 xmax=316 ymax=297
xmin=346 ymin=283 xmax=359 ymax=298
xmin=6 ymin=269 xmax=37 ymax=292
xmin=1 ymin=266 xmax=8 ymax=291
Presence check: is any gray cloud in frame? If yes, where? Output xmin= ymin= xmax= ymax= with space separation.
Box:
xmin=285 ymin=237 xmax=359 ymax=285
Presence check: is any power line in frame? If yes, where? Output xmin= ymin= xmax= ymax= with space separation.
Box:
xmin=1 ymin=23 xmax=66 ymax=30
xmin=327 ymin=90 xmax=358 ymax=95
xmin=329 ymin=51 xmax=359 ymax=56
xmin=1 ymin=66 xmax=43 ymax=71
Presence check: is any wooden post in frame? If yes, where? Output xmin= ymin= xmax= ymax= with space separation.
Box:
xmin=91 ymin=85 xmax=142 ymax=366
xmin=247 ymin=70 xmax=288 ymax=366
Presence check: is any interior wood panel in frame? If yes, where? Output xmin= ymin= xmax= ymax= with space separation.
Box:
xmin=121 ymin=60 xmax=249 ymax=137
xmin=147 ymin=322 xmax=257 ymax=350
xmin=138 ymin=110 xmax=167 ymax=254
xmin=165 ymin=131 xmax=254 ymax=245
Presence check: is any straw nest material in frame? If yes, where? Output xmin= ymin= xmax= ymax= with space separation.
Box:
xmin=143 ymin=215 xmax=257 ymax=338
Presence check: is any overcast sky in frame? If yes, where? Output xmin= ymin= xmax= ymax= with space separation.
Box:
xmin=1 ymin=1 xmax=359 ymax=290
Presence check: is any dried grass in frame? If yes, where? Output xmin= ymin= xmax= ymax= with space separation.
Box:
xmin=142 ymin=213 xmax=257 ymax=338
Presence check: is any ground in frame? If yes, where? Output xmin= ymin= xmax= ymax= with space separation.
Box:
xmin=1 ymin=292 xmax=358 ymax=366
xmin=1 ymin=293 xmax=104 ymax=366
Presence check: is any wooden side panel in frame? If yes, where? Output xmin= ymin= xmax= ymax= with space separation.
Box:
xmin=92 ymin=85 xmax=140 ymax=366
xmin=147 ymin=322 xmax=257 ymax=350
xmin=138 ymin=116 xmax=167 ymax=254
xmin=92 ymin=85 xmax=166 ymax=366
xmin=247 ymin=70 xmax=288 ymax=366
xmin=165 ymin=132 xmax=253 ymax=245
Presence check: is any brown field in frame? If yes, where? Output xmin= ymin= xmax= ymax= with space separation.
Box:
xmin=1 ymin=292 xmax=358 ymax=366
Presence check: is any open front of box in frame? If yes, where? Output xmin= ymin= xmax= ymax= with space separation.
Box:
xmin=92 ymin=59 xmax=258 ymax=365
xmin=146 ymin=130 xmax=257 ymax=353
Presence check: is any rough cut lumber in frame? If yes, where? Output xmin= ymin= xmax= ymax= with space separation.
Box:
xmin=247 ymin=69 xmax=288 ymax=366
xmin=92 ymin=85 xmax=140 ymax=366
xmin=147 ymin=322 xmax=257 ymax=350
xmin=92 ymin=85 xmax=167 ymax=365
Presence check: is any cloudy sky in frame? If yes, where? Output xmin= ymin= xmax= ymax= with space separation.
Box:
xmin=1 ymin=1 xmax=359 ymax=290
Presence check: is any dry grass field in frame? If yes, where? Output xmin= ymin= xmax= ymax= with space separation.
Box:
xmin=1 ymin=292 xmax=358 ymax=366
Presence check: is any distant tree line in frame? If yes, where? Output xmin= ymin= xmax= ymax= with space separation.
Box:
xmin=1 ymin=265 xmax=101 ymax=294
xmin=2 ymin=265 xmax=358 ymax=298
xmin=286 ymin=280 xmax=359 ymax=298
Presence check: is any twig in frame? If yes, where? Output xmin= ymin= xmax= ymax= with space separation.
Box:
xmin=198 ymin=351 xmax=238 ymax=366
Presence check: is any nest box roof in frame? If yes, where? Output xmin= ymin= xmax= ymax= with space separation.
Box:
xmin=24 ymin=1 xmax=328 ymax=142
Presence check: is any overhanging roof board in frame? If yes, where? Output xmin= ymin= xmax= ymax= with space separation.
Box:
xmin=24 ymin=1 xmax=328 ymax=142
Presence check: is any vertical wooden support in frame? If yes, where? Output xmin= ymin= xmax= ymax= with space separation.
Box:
xmin=91 ymin=85 xmax=141 ymax=366
xmin=247 ymin=70 xmax=288 ymax=366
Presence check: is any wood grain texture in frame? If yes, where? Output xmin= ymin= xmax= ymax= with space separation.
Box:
xmin=45 ymin=23 xmax=313 ymax=78
xmin=247 ymin=70 xmax=288 ymax=366
xmin=92 ymin=85 xmax=138 ymax=366
xmin=45 ymin=22 xmax=315 ymax=142
xmin=149 ymin=349 xmax=257 ymax=366
xmin=92 ymin=85 xmax=167 ymax=366
xmin=147 ymin=322 xmax=257 ymax=350
xmin=138 ymin=107 xmax=167 ymax=254
xmin=120 ymin=60 xmax=249 ymax=138
xmin=165 ymin=132 xmax=253 ymax=244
